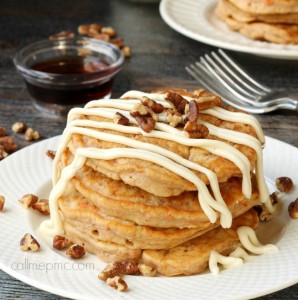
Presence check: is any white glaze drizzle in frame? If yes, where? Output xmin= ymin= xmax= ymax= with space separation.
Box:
xmin=209 ymin=250 xmax=243 ymax=274
xmin=229 ymin=247 xmax=253 ymax=261
xmin=43 ymin=89 xmax=271 ymax=236
xmin=237 ymin=226 xmax=278 ymax=255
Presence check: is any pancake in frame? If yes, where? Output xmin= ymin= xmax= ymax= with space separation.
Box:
xmin=142 ymin=209 xmax=259 ymax=276
xmin=228 ymin=0 xmax=298 ymax=14
xmin=224 ymin=16 xmax=298 ymax=44
xmin=216 ymin=0 xmax=298 ymax=24
xmin=39 ymin=88 xmax=275 ymax=277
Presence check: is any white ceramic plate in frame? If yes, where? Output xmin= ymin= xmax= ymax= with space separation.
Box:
xmin=159 ymin=0 xmax=298 ymax=60
xmin=0 ymin=136 xmax=298 ymax=300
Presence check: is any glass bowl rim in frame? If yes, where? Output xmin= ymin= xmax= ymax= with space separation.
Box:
xmin=13 ymin=37 xmax=125 ymax=82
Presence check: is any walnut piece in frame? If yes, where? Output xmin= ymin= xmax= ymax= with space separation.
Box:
xmin=184 ymin=121 xmax=209 ymax=138
xmin=0 ymin=195 xmax=5 ymax=211
xmin=20 ymin=233 xmax=40 ymax=252
xmin=130 ymin=104 xmax=156 ymax=133
xmin=165 ymin=92 xmax=188 ymax=114
xmin=141 ymin=96 xmax=164 ymax=114
xmin=53 ymin=235 xmax=70 ymax=250
xmin=66 ymin=244 xmax=86 ymax=259
xmin=46 ymin=149 xmax=56 ymax=160
xmin=114 ymin=112 xmax=129 ymax=126
xmin=32 ymin=199 xmax=50 ymax=215
xmin=11 ymin=122 xmax=27 ymax=133
xmin=275 ymin=177 xmax=293 ymax=193
xmin=166 ymin=109 xmax=183 ymax=127
xmin=19 ymin=194 xmax=38 ymax=208
xmin=106 ymin=276 xmax=128 ymax=292
xmin=288 ymin=198 xmax=298 ymax=219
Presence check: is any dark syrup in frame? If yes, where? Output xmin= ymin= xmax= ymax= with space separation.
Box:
xmin=27 ymin=55 xmax=113 ymax=105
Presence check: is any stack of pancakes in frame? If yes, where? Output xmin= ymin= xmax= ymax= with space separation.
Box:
xmin=215 ymin=0 xmax=298 ymax=44
xmin=52 ymin=88 xmax=268 ymax=276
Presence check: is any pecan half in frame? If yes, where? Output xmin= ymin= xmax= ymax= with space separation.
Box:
xmin=141 ymin=96 xmax=165 ymax=114
xmin=106 ymin=276 xmax=128 ymax=292
xmin=275 ymin=177 xmax=293 ymax=193
xmin=66 ymin=244 xmax=86 ymax=259
xmin=0 ymin=195 xmax=5 ymax=211
xmin=19 ymin=194 xmax=38 ymax=208
xmin=165 ymin=92 xmax=188 ymax=114
xmin=184 ymin=121 xmax=209 ymax=138
xmin=114 ymin=112 xmax=129 ymax=126
xmin=32 ymin=199 xmax=50 ymax=215
xmin=53 ymin=235 xmax=70 ymax=250
xmin=288 ymin=198 xmax=298 ymax=219
xmin=0 ymin=136 xmax=17 ymax=152
xmin=20 ymin=233 xmax=40 ymax=252
xmin=130 ymin=104 xmax=156 ymax=133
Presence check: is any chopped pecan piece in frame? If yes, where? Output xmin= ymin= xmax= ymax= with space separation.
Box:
xmin=121 ymin=46 xmax=131 ymax=58
xmin=141 ymin=96 xmax=164 ymax=114
xmin=130 ymin=104 xmax=156 ymax=133
xmin=106 ymin=276 xmax=128 ymax=292
xmin=66 ymin=244 xmax=86 ymax=259
xmin=53 ymin=235 xmax=70 ymax=250
xmin=99 ymin=261 xmax=140 ymax=281
xmin=0 ymin=145 xmax=8 ymax=160
xmin=49 ymin=31 xmax=74 ymax=40
xmin=20 ymin=233 xmax=40 ymax=252
xmin=184 ymin=121 xmax=209 ymax=138
xmin=32 ymin=199 xmax=50 ymax=215
xmin=166 ymin=109 xmax=183 ymax=127
xmin=46 ymin=149 xmax=56 ymax=160
xmin=0 ymin=195 xmax=5 ymax=211
xmin=110 ymin=37 xmax=124 ymax=48
xmin=0 ymin=127 xmax=6 ymax=137
xmin=12 ymin=122 xmax=27 ymax=133
xmin=0 ymin=136 xmax=17 ymax=152
xmin=165 ymin=92 xmax=188 ymax=115
xmin=270 ymin=191 xmax=280 ymax=205
xmin=288 ymin=198 xmax=298 ymax=219
xmin=114 ymin=112 xmax=129 ymax=126
xmin=25 ymin=128 xmax=41 ymax=141
xmin=138 ymin=264 xmax=156 ymax=277
xmin=186 ymin=100 xmax=199 ymax=122
xmin=101 ymin=26 xmax=117 ymax=37
xmin=19 ymin=194 xmax=38 ymax=208
xmin=275 ymin=177 xmax=293 ymax=193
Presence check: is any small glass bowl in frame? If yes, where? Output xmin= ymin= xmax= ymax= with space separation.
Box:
xmin=14 ymin=37 xmax=124 ymax=117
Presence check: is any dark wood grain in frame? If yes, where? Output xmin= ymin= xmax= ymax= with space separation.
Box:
xmin=0 ymin=0 xmax=297 ymax=299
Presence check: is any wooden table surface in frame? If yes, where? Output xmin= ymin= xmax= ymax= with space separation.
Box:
xmin=0 ymin=0 xmax=297 ymax=299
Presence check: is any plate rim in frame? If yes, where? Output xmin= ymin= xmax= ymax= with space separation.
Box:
xmin=0 ymin=135 xmax=298 ymax=300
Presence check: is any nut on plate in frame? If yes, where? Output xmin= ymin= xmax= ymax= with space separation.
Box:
xmin=288 ymin=198 xmax=298 ymax=219
xmin=32 ymin=199 xmax=50 ymax=215
xmin=275 ymin=177 xmax=293 ymax=193
xmin=66 ymin=244 xmax=86 ymax=259
xmin=46 ymin=149 xmax=56 ymax=160
xmin=53 ymin=235 xmax=70 ymax=250
xmin=19 ymin=194 xmax=38 ymax=208
xmin=106 ymin=276 xmax=128 ymax=292
xmin=20 ymin=233 xmax=40 ymax=252
xmin=0 ymin=195 xmax=5 ymax=211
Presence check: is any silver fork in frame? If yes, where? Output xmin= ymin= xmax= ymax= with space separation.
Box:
xmin=186 ymin=49 xmax=298 ymax=114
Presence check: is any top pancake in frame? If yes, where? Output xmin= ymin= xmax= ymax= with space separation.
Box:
xmin=228 ymin=0 xmax=298 ymax=14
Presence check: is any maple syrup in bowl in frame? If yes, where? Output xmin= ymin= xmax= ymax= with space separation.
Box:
xmin=14 ymin=37 xmax=124 ymax=117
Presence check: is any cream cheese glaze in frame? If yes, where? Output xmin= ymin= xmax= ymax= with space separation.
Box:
xmin=41 ymin=89 xmax=271 ymax=238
